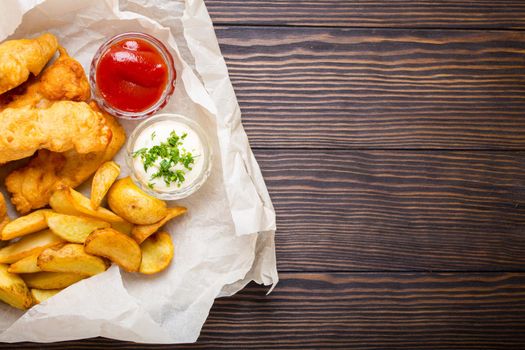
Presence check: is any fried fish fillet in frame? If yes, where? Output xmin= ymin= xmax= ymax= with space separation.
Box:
xmin=0 ymin=33 xmax=58 ymax=95
xmin=0 ymin=101 xmax=111 ymax=164
xmin=6 ymin=103 xmax=125 ymax=213
xmin=1 ymin=46 xmax=90 ymax=110
xmin=2 ymin=46 xmax=124 ymax=213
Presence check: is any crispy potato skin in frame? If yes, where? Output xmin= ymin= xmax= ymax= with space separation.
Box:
xmin=0 ymin=264 xmax=33 ymax=309
xmin=132 ymin=206 xmax=186 ymax=244
xmin=91 ymin=161 xmax=120 ymax=209
xmin=139 ymin=232 xmax=174 ymax=275
xmin=111 ymin=220 xmax=133 ymax=235
xmin=31 ymin=288 xmax=61 ymax=304
xmin=8 ymin=252 xmax=41 ymax=273
xmin=37 ymin=243 xmax=108 ymax=276
xmin=46 ymin=212 xmax=110 ymax=243
xmin=85 ymin=228 xmax=141 ymax=272
xmin=1 ymin=209 xmax=52 ymax=240
xmin=23 ymin=272 xmax=85 ymax=290
xmin=49 ymin=186 xmax=124 ymax=223
xmin=108 ymin=177 xmax=167 ymax=225
xmin=0 ymin=229 xmax=64 ymax=264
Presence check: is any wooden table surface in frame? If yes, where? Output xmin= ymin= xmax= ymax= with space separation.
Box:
xmin=14 ymin=1 xmax=525 ymax=349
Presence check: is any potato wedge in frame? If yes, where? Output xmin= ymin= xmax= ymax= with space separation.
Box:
xmin=85 ymin=228 xmax=141 ymax=272
xmin=111 ymin=220 xmax=133 ymax=235
xmin=139 ymin=232 xmax=174 ymax=274
xmin=91 ymin=161 xmax=120 ymax=209
xmin=0 ymin=217 xmax=10 ymax=236
xmin=8 ymin=252 xmax=41 ymax=273
xmin=68 ymin=187 xmax=125 ymax=223
xmin=132 ymin=207 xmax=187 ymax=244
xmin=50 ymin=186 xmax=124 ymax=223
xmin=37 ymin=244 xmax=107 ymax=276
xmin=107 ymin=177 xmax=167 ymax=225
xmin=46 ymin=212 xmax=110 ymax=243
xmin=0 ymin=264 xmax=32 ymax=309
xmin=31 ymin=288 xmax=61 ymax=304
xmin=49 ymin=186 xmax=78 ymax=216
xmin=23 ymin=272 xmax=85 ymax=290
xmin=0 ymin=230 xmax=64 ymax=264
xmin=1 ymin=209 xmax=53 ymax=241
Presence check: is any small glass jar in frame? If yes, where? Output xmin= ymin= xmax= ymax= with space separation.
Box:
xmin=126 ymin=114 xmax=212 ymax=200
xmin=90 ymin=32 xmax=176 ymax=120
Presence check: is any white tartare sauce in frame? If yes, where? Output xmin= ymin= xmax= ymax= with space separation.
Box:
xmin=132 ymin=120 xmax=204 ymax=192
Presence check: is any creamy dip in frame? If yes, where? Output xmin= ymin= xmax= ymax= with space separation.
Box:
xmin=131 ymin=120 xmax=205 ymax=192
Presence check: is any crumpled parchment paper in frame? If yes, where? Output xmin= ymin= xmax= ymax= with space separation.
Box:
xmin=0 ymin=0 xmax=278 ymax=343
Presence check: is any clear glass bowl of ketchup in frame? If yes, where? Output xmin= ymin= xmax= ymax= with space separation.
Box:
xmin=90 ymin=32 xmax=176 ymax=119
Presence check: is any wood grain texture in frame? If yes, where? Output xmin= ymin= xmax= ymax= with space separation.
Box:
xmin=16 ymin=272 xmax=525 ymax=349
xmin=252 ymin=149 xmax=525 ymax=271
xmin=206 ymin=0 xmax=525 ymax=29
xmin=216 ymin=27 xmax=525 ymax=149
xmin=3 ymin=2 xmax=524 ymax=349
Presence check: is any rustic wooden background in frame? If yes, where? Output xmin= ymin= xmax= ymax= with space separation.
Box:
xmin=11 ymin=1 xmax=525 ymax=349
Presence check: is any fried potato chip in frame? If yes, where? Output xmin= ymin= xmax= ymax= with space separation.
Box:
xmin=91 ymin=161 xmax=120 ymax=209
xmin=0 ymin=230 xmax=64 ymax=264
xmin=107 ymin=177 xmax=167 ymax=225
xmin=38 ymin=243 xmax=107 ymax=276
xmin=8 ymin=252 xmax=41 ymax=273
xmin=1 ymin=209 xmax=53 ymax=241
xmin=85 ymin=228 xmax=141 ymax=272
xmin=132 ymin=206 xmax=187 ymax=244
xmin=46 ymin=212 xmax=110 ymax=243
xmin=0 ymin=263 xmax=32 ymax=309
xmin=31 ymin=288 xmax=61 ymax=304
xmin=139 ymin=232 xmax=174 ymax=274
xmin=50 ymin=186 xmax=124 ymax=223
xmin=23 ymin=272 xmax=85 ymax=289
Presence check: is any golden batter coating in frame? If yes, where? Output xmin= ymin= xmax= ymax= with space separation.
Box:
xmin=0 ymin=33 xmax=58 ymax=95
xmin=6 ymin=103 xmax=125 ymax=214
xmin=0 ymin=101 xmax=111 ymax=164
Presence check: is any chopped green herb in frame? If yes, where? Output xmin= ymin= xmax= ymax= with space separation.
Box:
xmin=181 ymin=153 xmax=194 ymax=169
xmin=147 ymin=182 xmax=155 ymax=189
xmin=151 ymin=131 xmax=156 ymax=140
xmin=132 ymin=130 xmax=195 ymax=187
xmin=132 ymin=148 xmax=148 ymax=158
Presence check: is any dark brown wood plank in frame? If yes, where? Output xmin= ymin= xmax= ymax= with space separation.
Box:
xmin=16 ymin=272 xmax=525 ymax=349
xmin=252 ymin=149 xmax=525 ymax=271
xmin=215 ymin=27 xmax=525 ymax=149
xmin=206 ymin=0 xmax=525 ymax=29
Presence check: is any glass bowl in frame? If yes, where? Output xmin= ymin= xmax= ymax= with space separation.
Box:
xmin=126 ymin=114 xmax=212 ymax=200
xmin=90 ymin=32 xmax=176 ymax=120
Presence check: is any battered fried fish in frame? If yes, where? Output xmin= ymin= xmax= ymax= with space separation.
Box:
xmin=6 ymin=103 xmax=126 ymax=213
xmin=1 ymin=46 xmax=124 ymax=213
xmin=0 ymin=101 xmax=111 ymax=164
xmin=1 ymin=46 xmax=90 ymax=109
xmin=0 ymin=33 xmax=58 ymax=95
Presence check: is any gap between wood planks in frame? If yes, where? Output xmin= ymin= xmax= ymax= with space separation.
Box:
xmin=251 ymin=148 xmax=525 ymax=151
xmin=215 ymin=23 xmax=525 ymax=32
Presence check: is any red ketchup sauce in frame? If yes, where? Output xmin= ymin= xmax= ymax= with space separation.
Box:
xmin=95 ymin=38 xmax=169 ymax=112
